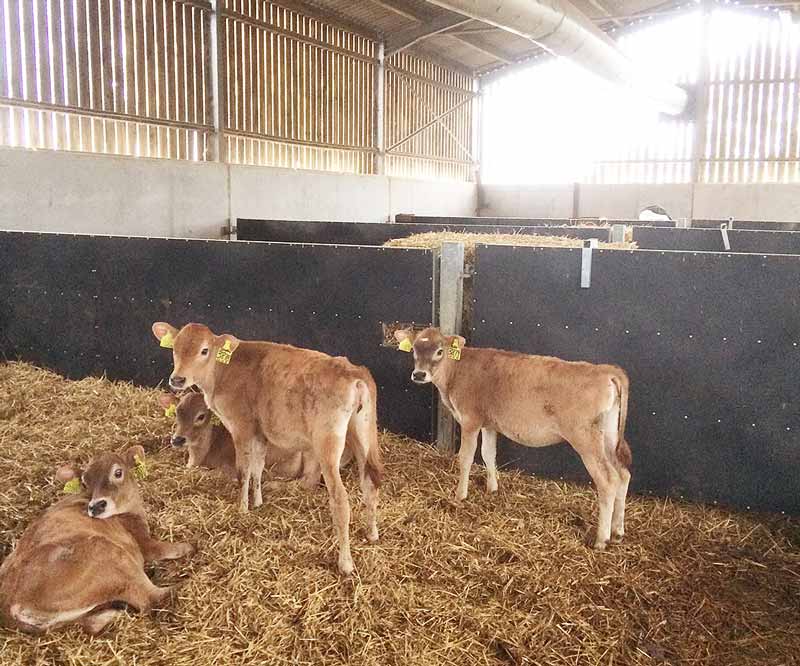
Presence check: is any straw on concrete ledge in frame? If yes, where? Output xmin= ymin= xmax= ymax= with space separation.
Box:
xmin=383 ymin=231 xmax=636 ymax=262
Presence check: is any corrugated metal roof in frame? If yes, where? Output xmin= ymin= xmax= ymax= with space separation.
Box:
xmin=292 ymin=0 xmax=769 ymax=77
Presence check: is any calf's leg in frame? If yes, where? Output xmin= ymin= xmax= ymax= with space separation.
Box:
xmin=79 ymin=608 xmax=123 ymax=635
xmin=456 ymin=425 xmax=480 ymax=500
xmin=577 ymin=447 xmax=620 ymax=550
xmin=317 ymin=433 xmax=354 ymax=575
xmin=114 ymin=568 xmax=174 ymax=614
xmin=300 ymin=456 xmax=322 ymax=490
xmin=232 ymin=433 xmax=254 ymax=512
xmin=141 ymin=538 xmax=196 ymax=563
xmin=251 ymin=440 xmax=266 ymax=508
xmin=481 ymin=428 xmax=498 ymax=493
xmin=348 ymin=416 xmax=380 ymax=543
xmin=611 ymin=465 xmax=631 ymax=542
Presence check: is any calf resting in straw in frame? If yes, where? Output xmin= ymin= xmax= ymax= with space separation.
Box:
xmin=152 ymin=322 xmax=383 ymax=575
xmin=0 ymin=446 xmax=195 ymax=635
xmin=395 ymin=327 xmax=632 ymax=550
xmin=159 ymin=392 xmax=316 ymax=485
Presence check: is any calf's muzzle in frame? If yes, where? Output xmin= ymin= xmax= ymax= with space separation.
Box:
xmin=88 ymin=500 xmax=107 ymax=517
xmin=412 ymin=370 xmax=429 ymax=384
xmin=169 ymin=375 xmax=186 ymax=390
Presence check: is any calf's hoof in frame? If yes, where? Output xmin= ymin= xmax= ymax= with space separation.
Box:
xmin=592 ymin=539 xmax=609 ymax=551
xmin=150 ymin=585 xmax=176 ymax=610
xmin=80 ymin=609 xmax=122 ymax=635
xmin=338 ymin=558 xmax=355 ymax=576
xmin=610 ymin=531 xmax=625 ymax=544
xmin=366 ymin=527 xmax=379 ymax=543
xmin=177 ymin=541 xmax=198 ymax=558
xmin=487 ymin=480 xmax=498 ymax=494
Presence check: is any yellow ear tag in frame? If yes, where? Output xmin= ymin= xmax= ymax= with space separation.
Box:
xmin=398 ymin=338 xmax=413 ymax=353
xmin=447 ymin=338 xmax=462 ymax=361
xmin=134 ymin=456 xmax=148 ymax=481
xmin=164 ymin=403 xmax=177 ymax=419
xmin=210 ymin=412 xmax=222 ymax=426
xmin=63 ymin=478 xmax=81 ymax=494
xmin=160 ymin=331 xmax=175 ymax=349
xmin=216 ymin=340 xmax=234 ymax=365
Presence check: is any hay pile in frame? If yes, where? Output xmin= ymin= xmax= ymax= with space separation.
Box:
xmin=383 ymin=231 xmax=636 ymax=261
xmin=1 ymin=362 xmax=799 ymax=666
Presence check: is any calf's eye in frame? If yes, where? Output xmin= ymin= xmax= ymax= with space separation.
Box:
xmin=196 ymin=413 xmax=207 ymax=423
xmin=200 ymin=348 xmax=209 ymax=356
xmin=114 ymin=468 xmax=123 ymax=479
xmin=435 ymin=348 xmax=444 ymax=358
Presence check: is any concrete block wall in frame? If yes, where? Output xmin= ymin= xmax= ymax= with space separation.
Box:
xmin=480 ymin=182 xmax=800 ymax=223
xmin=4 ymin=147 xmax=798 ymax=234
xmin=0 ymin=147 xmax=478 ymax=237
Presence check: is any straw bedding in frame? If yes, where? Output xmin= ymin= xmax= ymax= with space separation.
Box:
xmin=383 ymin=231 xmax=636 ymax=259
xmin=0 ymin=362 xmax=798 ymax=666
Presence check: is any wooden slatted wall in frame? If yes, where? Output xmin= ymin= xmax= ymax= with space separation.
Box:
xmin=0 ymin=0 xmax=474 ymax=180
xmin=0 ymin=0 xmax=212 ymax=160
xmin=584 ymin=9 xmax=800 ymax=185
xmin=220 ymin=0 xmax=376 ymax=174
xmin=703 ymin=12 xmax=800 ymax=184
xmin=385 ymin=51 xmax=474 ymax=182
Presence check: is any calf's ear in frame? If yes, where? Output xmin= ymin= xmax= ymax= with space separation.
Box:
xmin=55 ymin=465 xmax=81 ymax=482
xmin=158 ymin=393 xmax=178 ymax=409
xmin=214 ymin=333 xmax=240 ymax=352
xmin=450 ymin=335 xmax=466 ymax=348
xmin=394 ymin=328 xmax=416 ymax=344
xmin=123 ymin=445 xmax=146 ymax=468
xmin=152 ymin=322 xmax=178 ymax=343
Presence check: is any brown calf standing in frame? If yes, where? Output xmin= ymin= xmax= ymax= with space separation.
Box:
xmin=158 ymin=392 xmax=313 ymax=484
xmin=0 ymin=446 xmax=195 ymax=634
xmin=395 ymin=327 xmax=632 ymax=550
xmin=152 ymin=322 xmax=382 ymax=575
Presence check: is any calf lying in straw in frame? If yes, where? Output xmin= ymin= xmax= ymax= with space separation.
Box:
xmin=158 ymin=392 xmax=312 ymax=484
xmin=396 ymin=327 xmax=632 ymax=550
xmin=0 ymin=446 xmax=195 ymax=634
xmin=152 ymin=322 xmax=382 ymax=575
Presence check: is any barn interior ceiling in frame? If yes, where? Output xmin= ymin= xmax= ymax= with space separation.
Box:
xmin=289 ymin=0 xmax=798 ymax=79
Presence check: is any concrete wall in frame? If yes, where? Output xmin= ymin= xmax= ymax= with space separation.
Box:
xmin=230 ymin=163 xmax=476 ymax=224
xmin=692 ymin=184 xmax=800 ymax=222
xmin=0 ymin=148 xmax=477 ymax=237
xmin=578 ymin=184 xmax=693 ymax=220
xmin=478 ymin=184 xmax=574 ymax=218
xmin=0 ymin=148 xmax=230 ymax=238
xmin=480 ymin=182 xmax=800 ymax=222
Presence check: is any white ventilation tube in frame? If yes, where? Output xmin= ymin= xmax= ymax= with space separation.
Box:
xmin=425 ymin=0 xmax=688 ymax=115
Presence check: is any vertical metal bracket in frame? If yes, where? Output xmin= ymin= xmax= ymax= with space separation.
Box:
xmin=580 ymin=239 xmax=599 ymax=289
xmin=610 ymin=224 xmax=627 ymax=244
xmin=373 ymin=42 xmax=386 ymax=176
xmin=720 ymin=222 xmax=731 ymax=250
xmin=207 ymin=0 xmax=226 ymax=162
xmin=435 ymin=241 xmax=465 ymax=453
xmin=676 ymin=218 xmax=692 ymax=228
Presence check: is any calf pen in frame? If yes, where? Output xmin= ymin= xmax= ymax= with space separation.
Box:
xmin=0 ymin=362 xmax=798 ymax=665
xmin=1 ymin=229 xmax=800 ymax=664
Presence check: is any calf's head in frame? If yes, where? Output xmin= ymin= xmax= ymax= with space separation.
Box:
xmin=395 ymin=327 xmax=466 ymax=384
xmin=152 ymin=322 xmax=240 ymax=391
xmin=56 ymin=446 xmax=146 ymax=519
xmin=159 ymin=392 xmax=214 ymax=461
